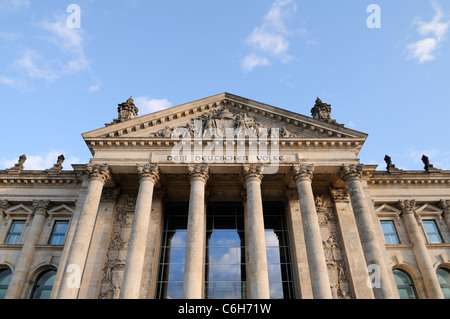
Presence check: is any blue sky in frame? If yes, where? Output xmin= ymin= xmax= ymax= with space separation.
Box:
xmin=1 ymin=0 xmax=449 ymax=171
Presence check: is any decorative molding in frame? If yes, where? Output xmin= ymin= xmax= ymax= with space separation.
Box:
xmin=32 ymin=200 xmax=51 ymax=216
xmin=187 ymin=164 xmax=209 ymax=183
xmin=340 ymin=164 xmax=363 ymax=182
xmin=329 ymin=187 xmax=350 ymax=203
xmin=86 ymin=164 xmax=111 ymax=184
xmin=242 ymin=164 xmax=264 ymax=183
xmin=101 ymin=187 xmax=121 ymax=201
xmin=137 ymin=164 xmax=160 ymax=183
xmin=292 ymin=164 xmax=314 ymax=183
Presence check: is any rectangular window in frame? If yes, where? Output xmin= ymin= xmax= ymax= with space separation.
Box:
xmin=5 ymin=220 xmax=26 ymax=244
xmin=380 ymin=220 xmax=400 ymax=245
xmin=48 ymin=221 xmax=69 ymax=245
xmin=423 ymin=220 xmax=443 ymax=244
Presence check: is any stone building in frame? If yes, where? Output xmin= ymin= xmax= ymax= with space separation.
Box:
xmin=0 ymin=93 xmax=449 ymax=299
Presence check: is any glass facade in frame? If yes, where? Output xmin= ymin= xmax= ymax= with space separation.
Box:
xmin=156 ymin=202 xmax=294 ymax=299
xmin=263 ymin=202 xmax=295 ymax=299
xmin=380 ymin=220 xmax=400 ymax=244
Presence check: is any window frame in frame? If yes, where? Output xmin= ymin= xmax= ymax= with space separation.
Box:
xmin=437 ymin=268 xmax=450 ymax=299
xmin=380 ymin=220 xmax=401 ymax=245
xmin=421 ymin=219 xmax=444 ymax=244
xmin=393 ymin=268 xmax=418 ymax=299
xmin=5 ymin=219 xmax=27 ymax=245
xmin=30 ymin=269 xmax=57 ymax=299
xmin=0 ymin=268 xmax=12 ymax=299
xmin=48 ymin=220 xmax=70 ymax=246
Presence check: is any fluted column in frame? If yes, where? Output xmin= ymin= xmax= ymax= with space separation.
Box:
xmin=5 ymin=200 xmax=50 ymax=299
xmin=397 ymin=200 xmax=444 ymax=299
xmin=121 ymin=164 xmax=159 ymax=299
xmin=183 ymin=164 xmax=209 ymax=299
xmin=243 ymin=164 xmax=270 ymax=299
xmin=340 ymin=164 xmax=395 ymax=299
xmin=57 ymin=164 xmax=111 ymax=299
xmin=292 ymin=164 xmax=332 ymax=299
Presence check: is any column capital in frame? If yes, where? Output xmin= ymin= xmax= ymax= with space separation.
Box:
xmin=86 ymin=164 xmax=112 ymax=184
xmin=32 ymin=200 xmax=51 ymax=216
xmin=137 ymin=164 xmax=160 ymax=183
xmin=340 ymin=164 xmax=364 ymax=182
xmin=187 ymin=164 xmax=209 ymax=183
xmin=243 ymin=164 xmax=264 ymax=183
xmin=397 ymin=199 xmax=416 ymax=214
xmin=329 ymin=187 xmax=350 ymax=203
xmin=292 ymin=164 xmax=314 ymax=183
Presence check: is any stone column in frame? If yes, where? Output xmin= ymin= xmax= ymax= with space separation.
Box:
xmin=292 ymin=164 xmax=332 ymax=299
xmin=243 ymin=164 xmax=270 ymax=299
xmin=5 ymin=200 xmax=50 ymax=299
xmin=183 ymin=164 xmax=209 ymax=299
xmin=340 ymin=164 xmax=395 ymax=299
xmin=330 ymin=188 xmax=375 ymax=299
xmin=57 ymin=164 xmax=111 ymax=299
xmin=397 ymin=200 xmax=444 ymax=299
xmin=120 ymin=164 xmax=159 ymax=299
xmin=439 ymin=200 xmax=450 ymax=231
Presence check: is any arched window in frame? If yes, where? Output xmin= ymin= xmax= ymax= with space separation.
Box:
xmin=393 ymin=269 xmax=417 ymax=299
xmin=437 ymin=268 xmax=450 ymax=299
xmin=0 ymin=269 xmax=12 ymax=299
xmin=30 ymin=269 xmax=56 ymax=299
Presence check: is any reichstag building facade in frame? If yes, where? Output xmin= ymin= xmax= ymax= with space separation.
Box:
xmin=0 ymin=93 xmax=449 ymax=299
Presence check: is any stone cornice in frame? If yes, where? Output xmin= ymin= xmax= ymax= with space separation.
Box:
xmin=367 ymin=171 xmax=450 ymax=187
xmin=0 ymin=171 xmax=81 ymax=186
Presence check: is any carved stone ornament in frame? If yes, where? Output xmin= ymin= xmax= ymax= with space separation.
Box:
xmin=0 ymin=200 xmax=10 ymax=216
xmin=32 ymin=200 xmax=51 ymax=216
xmin=8 ymin=154 xmax=27 ymax=171
xmin=242 ymin=164 xmax=264 ymax=183
xmin=311 ymin=98 xmax=332 ymax=121
xmin=438 ymin=200 xmax=450 ymax=213
xmin=340 ymin=164 xmax=363 ymax=182
xmin=118 ymin=97 xmax=139 ymax=122
xmin=137 ymin=164 xmax=160 ymax=183
xmin=86 ymin=164 xmax=112 ymax=184
xmin=101 ymin=187 xmax=121 ymax=201
xmin=187 ymin=164 xmax=209 ymax=182
xmin=329 ymin=187 xmax=350 ymax=203
xmin=150 ymin=105 xmax=299 ymax=139
xmin=292 ymin=164 xmax=314 ymax=183
xmin=397 ymin=200 xmax=416 ymax=214
xmin=47 ymin=155 xmax=65 ymax=173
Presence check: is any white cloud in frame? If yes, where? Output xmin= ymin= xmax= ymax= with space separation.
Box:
xmin=0 ymin=0 xmax=29 ymax=12
xmin=134 ymin=96 xmax=173 ymax=114
xmin=241 ymin=53 xmax=271 ymax=72
xmin=88 ymin=81 xmax=102 ymax=92
xmin=2 ymin=151 xmax=79 ymax=171
xmin=408 ymin=148 xmax=450 ymax=170
xmin=13 ymin=50 xmax=59 ymax=81
xmin=242 ymin=0 xmax=297 ymax=71
xmin=407 ymin=2 xmax=450 ymax=63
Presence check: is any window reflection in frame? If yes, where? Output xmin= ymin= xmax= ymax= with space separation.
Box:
xmin=156 ymin=203 xmax=188 ymax=299
xmin=206 ymin=203 xmax=246 ymax=300
xmin=264 ymin=202 xmax=295 ymax=299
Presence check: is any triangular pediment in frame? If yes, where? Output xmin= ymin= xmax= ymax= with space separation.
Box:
xmin=83 ymin=93 xmax=368 ymax=142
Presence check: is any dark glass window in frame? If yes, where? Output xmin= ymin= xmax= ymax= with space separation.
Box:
xmin=205 ymin=202 xmax=246 ymax=299
xmin=48 ymin=221 xmax=69 ymax=245
xmin=263 ymin=202 xmax=295 ymax=299
xmin=155 ymin=203 xmax=189 ymax=299
xmin=437 ymin=268 xmax=450 ymax=299
xmin=380 ymin=220 xmax=400 ymax=244
xmin=0 ymin=269 xmax=12 ymax=299
xmin=6 ymin=220 xmax=26 ymax=244
xmin=423 ymin=220 xmax=443 ymax=244
xmin=31 ymin=270 xmax=56 ymax=299
xmin=393 ymin=269 xmax=417 ymax=299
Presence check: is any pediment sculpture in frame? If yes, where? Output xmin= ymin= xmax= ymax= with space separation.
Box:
xmin=149 ymin=106 xmax=297 ymax=139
